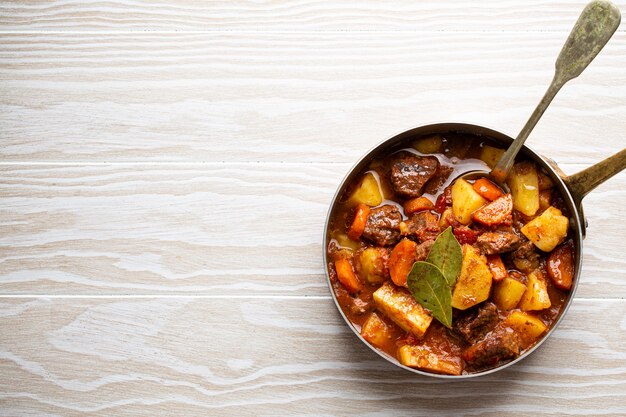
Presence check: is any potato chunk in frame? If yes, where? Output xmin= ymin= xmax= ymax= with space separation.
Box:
xmin=479 ymin=145 xmax=505 ymax=168
xmin=348 ymin=172 xmax=383 ymax=206
xmin=360 ymin=312 xmax=393 ymax=349
xmin=398 ymin=345 xmax=462 ymax=375
xmin=518 ymin=271 xmax=551 ymax=311
xmin=451 ymin=245 xmax=493 ymax=310
xmin=333 ymin=232 xmax=361 ymax=251
xmin=357 ymin=247 xmax=388 ymax=284
xmin=373 ymin=282 xmax=433 ymax=337
xmin=451 ymin=179 xmax=487 ymax=225
xmin=521 ymin=206 xmax=569 ymax=252
xmin=494 ymin=277 xmax=527 ymax=310
xmin=413 ymin=135 xmax=442 ymax=154
xmin=504 ymin=310 xmax=547 ymax=348
xmin=507 ymin=161 xmax=539 ymax=216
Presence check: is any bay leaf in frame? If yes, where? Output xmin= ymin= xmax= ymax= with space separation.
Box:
xmin=426 ymin=226 xmax=462 ymax=286
xmin=407 ymin=261 xmax=453 ymax=328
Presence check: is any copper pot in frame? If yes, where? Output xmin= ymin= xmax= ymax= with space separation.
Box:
xmin=323 ymin=122 xmax=626 ymax=378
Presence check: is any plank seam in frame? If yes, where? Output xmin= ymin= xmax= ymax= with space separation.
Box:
xmin=0 ymin=29 xmax=625 ymax=35
xmin=0 ymin=161 xmax=597 ymax=166
xmin=0 ymin=295 xmax=621 ymax=301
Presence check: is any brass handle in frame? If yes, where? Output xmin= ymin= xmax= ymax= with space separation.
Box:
xmin=564 ymin=147 xmax=626 ymax=203
xmin=491 ymin=0 xmax=621 ymax=183
xmin=562 ymin=147 xmax=626 ymax=237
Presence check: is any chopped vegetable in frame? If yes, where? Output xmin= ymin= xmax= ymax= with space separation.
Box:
xmin=521 ymin=206 xmax=569 ymax=252
xmin=451 ymin=179 xmax=487 ymax=225
xmin=398 ymin=345 xmax=462 ymax=375
xmin=479 ymin=145 xmax=505 ymax=168
xmin=333 ymin=232 xmax=360 ymax=251
xmin=504 ymin=311 xmax=547 ymax=348
xmin=373 ymin=282 xmax=433 ymax=337
xmin=518 ymin=270 xmax=551 ymax=311
xmin=388 ymin=238 xmax=417 ymax=287
xmin=451 ymin=245 xmax=493 ymax=310
xmin=334 ymin=258 xmax=361 ymax=293
xmin=472 ymin=178 xmax=504 ymax=201
xmin=357 ymin=247 xmax=388 ymax=284
xmin=547 ymin=241 xmax=574 ymax=291
xmin=360 ymin=312 xmax=393 ymax=349
xmin=494 ymin=277 xmax=527 ymax=310
xmin=403 ymin=196 xmax=435 ymax=216
xmin=435 ymin=188 xmax=452 ymax=213
xmin=347 ymin=203 xmax=370 ymax=240
xmin=452 ymin=226 xmax=478 ymax=245
xmin=507 ymin=161 xmax=539 ymax=217
xmin=486 ymin=254 xmax=508 ymax=282
xmin=348 ymin=172 xmax=383 ymax=206
xmin=472 ymin=193 xmax=513 ymax=226
xmin=413 ymin=135 xmax=443 ymax=154
xmin=438 ymin=207 xmax=455 ymax=229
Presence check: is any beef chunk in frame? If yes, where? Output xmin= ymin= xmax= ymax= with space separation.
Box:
xmin=390 ymin=153 xmax=439 ymax=198
xmin=423 ymin=165 xmax=454 ymax=195
xmin=509 ymin=240 xmax=541 ymax=273
xmin=463 ymin=327 xmax=521 ymax=367
xmin=511 ymin=240 xmax=534 ymax=258
xmin=511 ymin=210 xmax=527 ymax=234
xmin=415 ymin=239 xmax=435 ymax=261
xmin=362 ymin=205 xmax=402 ymax=246
xmin=454 ymin=302 xmax=499 ymax=344
xmin=403 ymin=211 xmax=441 ymax=242
xmin=476 ymin=230 xmax=521 ymax=255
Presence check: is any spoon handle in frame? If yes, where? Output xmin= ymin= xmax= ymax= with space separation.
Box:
xmin=491 ymin=0 xmax=621 ymax=184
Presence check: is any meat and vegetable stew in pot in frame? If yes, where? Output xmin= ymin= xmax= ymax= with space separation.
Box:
xmin=324 ymin=123 xmax=625 ymax=378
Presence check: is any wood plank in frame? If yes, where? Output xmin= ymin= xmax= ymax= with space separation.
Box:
xmin=1 ymin=163 xmax=623 ymax=297
xmin=1 ymin=0 xmax=626 ymax=32
xmin=0 ymin=297 xmax=624 ymax=416
xmin=1 ymin=32 xmax=625 ymax=163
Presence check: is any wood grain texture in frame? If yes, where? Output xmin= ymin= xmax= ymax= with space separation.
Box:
xmin=1 ymin=0 xmax=626 ymax=32
xmin=2 ymin=1 xmax=626 ymax=415
xmin=0 ymin=297 xmax=625 ymax=416
xmin=1 ymin=32 xmax=625 ymax=163
xmin=0 ymin=163 xmax=623 ymax=297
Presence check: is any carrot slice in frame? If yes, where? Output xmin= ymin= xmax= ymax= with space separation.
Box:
xmin=547 ymin=241 xmax=574 ymax=291
xmin=334 ymin=258 xmax=361 ymax=293
xmin=472 ymin=194 xmax=512 ymax=226
xmin=388 ymin=238 xmax=418 ymax=287
xmin=347 ymin=203 xmax=370 ymax=240
xmin=473 ymin=178 xmax=504 ymax=201
xmin=403 ymin=196 xmax=435 ymax=216
xmin=486 ymin=254 xmax=508 ymax=282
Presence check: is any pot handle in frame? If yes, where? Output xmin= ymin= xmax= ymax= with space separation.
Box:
xmin=562 ymin=147 xmax=626 ymax=236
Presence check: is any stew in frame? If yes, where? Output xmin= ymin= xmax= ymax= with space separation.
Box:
xmin=326 ymin=132 xmax=575 ymax=375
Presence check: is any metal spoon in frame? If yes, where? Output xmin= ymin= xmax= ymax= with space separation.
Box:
xmin=460 ymin=0 xmax=621 ymax=187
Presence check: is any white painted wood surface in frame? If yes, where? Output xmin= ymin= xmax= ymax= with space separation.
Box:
xmin=1 ymin=1 xmax=625 ymax=415
xmin=1 ymin=297 xmax=626 ymax=416
xmin=1 ymin=0 xmax=626 ymax=31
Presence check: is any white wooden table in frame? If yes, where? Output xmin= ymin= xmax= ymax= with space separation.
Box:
xmin=1 ymin=1 xmax=625 ymax=415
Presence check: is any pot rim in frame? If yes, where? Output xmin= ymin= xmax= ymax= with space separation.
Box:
xmin=323 ymin=122 xmax=584 ymax=379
